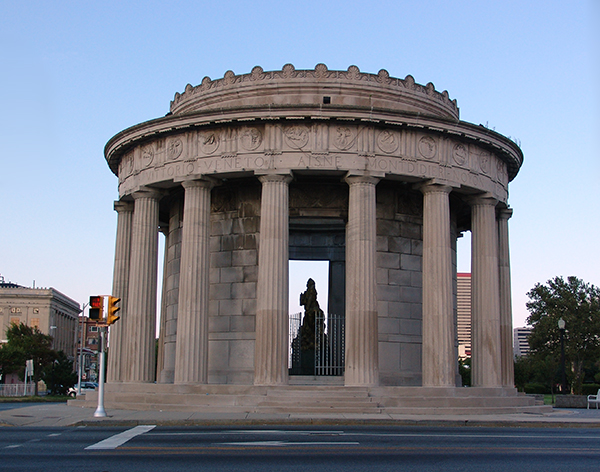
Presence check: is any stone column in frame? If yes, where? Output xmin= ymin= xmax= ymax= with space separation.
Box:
xmin=174 ymin=179 xmax=214 ymax=384
xmin=344 ymin=174 xmax=379 ymax=386
xmin=419 ymin=183 xmax=455 ymax=386
xmin=254 ymin=173 xmax=292 ymax=386
xmin=107 ymin=200 xmax=133 ymax=383
xmin=497 ymin=207 xmax=514 ymax=387
xmin=470 ymin=195 xmax=501 ymax=387
xmin=126 ymin=188 xmax=161 ymax=383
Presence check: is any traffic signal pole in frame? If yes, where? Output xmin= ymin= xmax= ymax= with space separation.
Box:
xmin=94 ymin=326 xmax=107 ymax=418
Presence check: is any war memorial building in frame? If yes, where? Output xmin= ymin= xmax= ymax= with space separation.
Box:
xmin=100 ymin=64 xmax=537 ymax=413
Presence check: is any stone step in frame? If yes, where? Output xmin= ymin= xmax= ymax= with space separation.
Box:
xmin=375 ymin=396 xmax=536 ymax=408
xmin=383 ymin=405 xmax=553 ymax=415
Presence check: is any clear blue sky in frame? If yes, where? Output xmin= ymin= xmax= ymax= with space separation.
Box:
xmin=1 ymin=1 xmax=598 ymax=328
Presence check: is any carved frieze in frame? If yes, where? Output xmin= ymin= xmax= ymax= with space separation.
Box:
xmin=118 ymin=121 xmax=511 ymax=204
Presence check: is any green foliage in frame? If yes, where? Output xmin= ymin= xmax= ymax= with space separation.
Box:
xmin=0 ymin=322 xmax=57 ymax=395
xmin=526 ymin=276 xmax=600 ymax=394
xmin=42 ymin=351 xmax=77 ymax=396
xmin=581 ymin=384 xmax=600 ymax=396
xmin=524 ymin=383 xmax=549 ymax=394
xmin=514 ymin=353 xmax=559 ymax=394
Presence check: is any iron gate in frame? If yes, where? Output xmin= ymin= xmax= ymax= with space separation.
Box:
xmin=289 ymin=311 xmax=345 ymax=376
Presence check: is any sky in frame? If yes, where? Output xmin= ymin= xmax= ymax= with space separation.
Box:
xmin=1 ymin=0 xmax=598 ymax=329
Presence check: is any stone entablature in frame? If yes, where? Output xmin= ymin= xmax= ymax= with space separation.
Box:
xmin=106 ymin=65 xmax=522 ymax=202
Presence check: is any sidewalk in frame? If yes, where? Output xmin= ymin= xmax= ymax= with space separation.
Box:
xmin=1 ymin=402 xmax=600 ymax=428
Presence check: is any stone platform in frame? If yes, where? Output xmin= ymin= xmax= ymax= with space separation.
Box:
xmin=70 ymin=383 xmax=550 ymax=416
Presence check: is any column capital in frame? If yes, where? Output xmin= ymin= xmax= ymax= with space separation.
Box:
xmin=180 ymin=178 xmax=217 ymax=190
xmin=257 ymin=172 xmax=293 ymax=185
xmin=415 ymin=180 xmax=456 ymax=195
xmin=497 ymin=207 xmax=514 ymax=220
xmin=114 ymin=200 xmax=133 ymax=213
xmin=132 ymin=187 xmax=163 ymax=200
xmin=467 ymin=192 xmax=498 ymax=207
xmin=344 ymin=173 xmax=381 ymax=186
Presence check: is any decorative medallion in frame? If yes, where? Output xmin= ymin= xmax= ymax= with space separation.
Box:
xmin=478 ymin=149 xmax=491 ymax=174
xmin=377 ymin=129 xmax=399 ymax=154
xmin=166 ymin=137 xmax=183 ymax=160
xmin=497 ymin=159 xmax=508 ymax=183
xmin=452 ymin=143 xmax=468 ymax=166
xmin=141 ymin=145 xmax=154 ymax=167
xmin=121 ymin=152 xmax=134 ymax=176
xmin=240 ymin=127 xmax=262 ymax=151
xmin=418 ymin=136 xmax=437 ymax=159
xmin=284 ymin=125 xmax=309 ymax=149
xmin=333 ymin=126 xmax=356 ymax=150
xmin=200 ymin=132 xmax=220 ymax=155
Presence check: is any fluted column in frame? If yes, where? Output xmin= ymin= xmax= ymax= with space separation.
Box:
xmin=107 ymin=200 xmax=133 ymax=383
xmin=175 ymin=179 xmax=214 ymax=384
xmin=344 ymin=174 xmax=379 ymax=386
xmin=419 ymin=183 xmax=455 ymax=386
xmin=254 ymin=173 xmax=292 ymax=385
xmin=498 ymin=207 xmax=514 ymax=387
xmin=126 ymin=188 xmax=161 ymax=383
xmin=470 ymin=194 xmax=501 ymax=387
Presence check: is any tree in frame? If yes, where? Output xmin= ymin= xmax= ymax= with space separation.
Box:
xmin=0 ymin=323 xmax=57 ymax=395
xmin=43 ymin=351 xmax=78 ymax=396
xmin=526 ymin=276 xmax=600 ymax=394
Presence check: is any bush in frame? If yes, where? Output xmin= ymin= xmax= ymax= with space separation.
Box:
xmin=524 ymin=382 xmax=550 ymax=394
xmin=581 ymin=384 xmax=600 ymax=396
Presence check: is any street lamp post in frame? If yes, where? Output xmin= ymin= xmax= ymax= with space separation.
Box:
xmin=77 ymin=303 xmax=88 ymax=396
xmin=558 ymin=318 xmax=567 ymax=394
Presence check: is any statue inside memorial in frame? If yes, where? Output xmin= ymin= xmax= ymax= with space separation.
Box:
xmin=291 ymin=278 xmax=327 ymax=375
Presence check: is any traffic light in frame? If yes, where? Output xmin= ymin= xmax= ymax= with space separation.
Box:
xmin=107 ymin=296 xmax=121 ymax=325
xmin=89 ymin=296 xmax=104 ymax=320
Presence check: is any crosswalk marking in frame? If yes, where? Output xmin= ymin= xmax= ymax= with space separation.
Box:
xmin=85 ymin=425 xmax=156 ymax=450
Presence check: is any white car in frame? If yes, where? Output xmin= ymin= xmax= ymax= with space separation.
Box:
xmin=67 ymin=382 xmax=98 ymax=397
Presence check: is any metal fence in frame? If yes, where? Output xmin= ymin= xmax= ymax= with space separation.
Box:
xmin=289 ymin=311 xmax=345 ymax=376
xmin=0 ymin=383 xmax=36 ymax=397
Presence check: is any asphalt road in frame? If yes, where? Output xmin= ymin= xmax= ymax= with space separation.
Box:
xmin=2 ymin=425 xmax=600 ymax=471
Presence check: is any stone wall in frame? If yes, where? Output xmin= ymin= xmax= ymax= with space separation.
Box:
xmin=376 ymin=183 xmax=424 ymax=385
xmin=207 ymin=182 xmax=260 ymax=384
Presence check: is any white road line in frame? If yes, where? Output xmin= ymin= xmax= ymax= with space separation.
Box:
xmin=85 ymin=425 xmax=156 ymax=450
